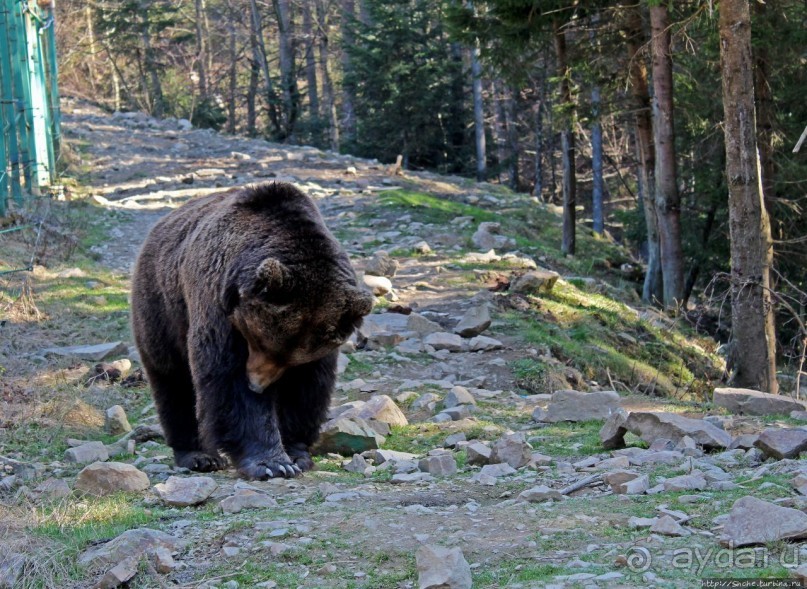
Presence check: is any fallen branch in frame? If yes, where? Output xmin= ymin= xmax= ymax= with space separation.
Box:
xmin=560 ymin=473 xmax=602 ymax=495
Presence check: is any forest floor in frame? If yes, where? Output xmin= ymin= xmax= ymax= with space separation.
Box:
xmin=1 ymin=98 xmax=807 ymax=589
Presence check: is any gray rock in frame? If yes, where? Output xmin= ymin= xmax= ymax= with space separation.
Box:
xmin=149 ymin=546 xmax=176 ymax=573
xmin=454 ymin=305 xmax=491 ymax=338
xmin=531 ymin=406 xmax=547 ymax=422
xmin=0 ymin=554 xmax=24 ymax=589
xmin=721 ymin=496 xmax=807 ymax=546
xmin=466 ymin=442 xmax=492 ymax=466
xmin=471 ymin=222 xmax=515 ymax=251
xmin=479 ymin=462 xmax=517 ymax=478
xmin=416 ymin=544 xmax=472 ymax=589
xmin=42 ymin=341 xmax=128 ymax=361
xmin=468 ymin=336 xmax=503 ymax=352
xmin=418 ymin=454 xmax=457 ymax=476
xmin=94 ymin=556 xmax=138 ymax=588
xmin=220 ymin=489 xmax=278 ymax=514
xmin=343 ymin=454 xmax=369 ymax=473
xmin=365 ymin=251 xmax=399 ymax=278
xmin=613 ymin=412 xmax=732 ymax=450
xmin=444 ymin=386 xmax=476 ymax=408
xmin=341 ymin=395 xmax=408 ymax=427
xmin=79 ymin=528 xmax=179 ymax=568
xmin=544 ymin=390 xmax=621 ymax=423
xmin=663 ymin=470 xmax=708 ymax=492
xmin=713 ymin=387 xmax=807 ymax=416
xmin=423 ymin=332 xmax=464 ymax=352
xmin=32 ymin=477 xmax=71 ymax=500
xmin=600 ymin=409 xmax=629 ymax=449
xmin=64 ymin=441 xmax=109 ymax=464
xmin=104 ymin=405 xmax=132 ymax=436
xmin=511 ymin=270 xmax=560 ymax=295
xmin=444 ymin=433 xmax=466 ymax=448
xmin=406 ymin=313 xmax=443 ymax=336
xmin=603 ymin=470 xmax=648 ymax=495
xmin=153 ymin=476 xmax=217 ymax=507
xmin=391 ymin=472 xmax=433 ymax=484
xmin=75 ymin=462 xmax=150 ymax=496
xmin=651 ymin=515 xmax=688 ymax=536
xmin=755 ymin=428 xmax=807 ymax=459
xmin=490 ymin=433 xmax=532 ymax=469
xmin=730 ymin=434 xmax=760 ymax=450
xmin=628 ymin=516 xmax=658 ymax=529
xmin=314 ymin=417 xmax=386 ymax=455
xmin=411 ymin=393 xmax=441 ymax=412
xmin=518 ymin=485 xmax=562 ymax=502
xmin=373 ymin=449 xmax=419 ymax=464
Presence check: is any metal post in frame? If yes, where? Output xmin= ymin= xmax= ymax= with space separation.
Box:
xmin=41 ymin=0 xmax=59 ymax=161
xmin=22 ymin=0 xmax=51 ymax=190
xmin=0 ymin=0 xmax=23 ymax=205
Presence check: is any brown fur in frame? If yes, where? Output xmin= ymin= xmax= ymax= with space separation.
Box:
xmin=131 ymin=183 xmax=373 ymax=479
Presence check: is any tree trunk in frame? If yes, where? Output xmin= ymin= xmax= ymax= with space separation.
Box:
xmin=85 ymin=5 xmax=97 ymax=92
xmin=340 ymin=0 xmax=357 ymax=145
xmin=753 ymin=0 xmax=775 ymax=211
xmin=490 ymin=79 xmax=507 ymax=179
xmin=533 ymin=95 xmax=543 ymax=199
xmin=625 ymin=4 xmax=662 ymax=303
xmin=471 ymin=44 xmax=486 ymax=181
xmin=505 ymin=88 xmax=520 ymax=190
xmin=302 ymin=3 xmax=320 ymax=121
xmin=554 ymin=19 xmax=576 ymax=256
xmin=316 ymin=0 xmax=339 ymax=151
xmin=719 ymin=0 xmax=778 ymax=394
xmin=650 ymin=5 xmax=683 ymax=309
xmin=250 ymin=0 xmax=281 ymax=136
xmin=193 ymin=0 xmax=209 ymax=98
xmin=591 ymin=85 xmax=604 ymax=234
xmin=227 ymin=1 xmax=237 ymax=134
xmin=273 ymin=0 xmax=299 ymax=140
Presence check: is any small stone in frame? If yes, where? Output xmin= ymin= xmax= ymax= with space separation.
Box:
xmin=663 ymin=470 xmax=708 ymax=492
xmin=343 ymin=454 xmax=369 ymax=473
xmin=374 ymin=449 xmax=419 ymax=464
xmin=423 ymin=332 xmax=464 ymax=352
xmin=490 ymin=433 xmax=532 ymax=469
xmin=531 ymin=406 xmax=547 ymax=422
xmin=149 ymin=546 xmax=175 ymax=573
xmin=104 ymin=406 xmax=132 ymax=435
xmin=355 ymin=395 xmax=408 ymax=426
xmin=468 ymin=336 xmax=503 ymax=352
xmin=603 ymin=470 xmax=648 ymax=495
xmin=153 ymin=476 xmax=217 ymax=507
xmin=94 ymin=557 xmax=138 ymax=589
xmin=755 ymin=428 xmax=807 ymax=459
xmin=79 ymin=528 xmax=179 ymax=569
xmin=479 ymin=463 xmax=517 ymax=478
xmin=600 ymin=409 xmax=629 ymax=449
xmin=510 ymin=270 xmax=560 ymax=295
xmin=444 ymin=386 xmax=476 ymax=408
xmin=75 ymin=462 xmax=150 ymax=496
xmin=518 ymin=485 xmax=562 ymax=502
xmin=466 ymin=442 xmax=492 ymax=466
xmin=64 ymin=441 xmax=109 ymax=464
xmin=32 ymin=477 xmax=71 ymax=500
xmin=411 ymin=393 xmax=441 ymax=412
xmin=454 ymin=306 xmax=491 ymax=338
xmin=42 ymin=341 xmax=128 ymax=362
xmin=365 ymin=251 xmax=399 ymax=278
xmin=444 ymin=433 xmax=466 ymax=448
xmin=418 ymin=454 xmax=458 ymax=476
xmin=391 ymin=472 xmax=433 ymax=484
xmin=651 ymin=515 xmax=688 ymax=537
xmin=416 ymin=544 xmax=472 ymax=589
xmin=544 ymin=390 xmax=621 ymax=423
xmin=406 ymin=313 xmax=443 ymax=336
xmin=220 ymin=489 xmax=278 ymax=514
xmin=628 ymin=516 xmax=658 ymax=529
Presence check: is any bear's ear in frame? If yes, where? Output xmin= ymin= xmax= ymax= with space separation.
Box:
xmin=256 ymin=258 xmax=294 ymax=294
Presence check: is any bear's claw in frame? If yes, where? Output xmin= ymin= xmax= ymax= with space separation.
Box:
xmin=175 ymin=450 xmax=228 ymax=472
xmin=237 ymin=455 xmax=301 ymax=480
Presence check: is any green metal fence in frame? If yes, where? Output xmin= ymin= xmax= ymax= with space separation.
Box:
xmin=0 ymin=0 xmax=61 ymax=217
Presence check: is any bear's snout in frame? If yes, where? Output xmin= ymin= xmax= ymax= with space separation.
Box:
xmin=246 ymin=349 xmax=286 ymax=393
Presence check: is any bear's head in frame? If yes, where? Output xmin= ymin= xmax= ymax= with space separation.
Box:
xmin=224 ymin=257 xmax=374 ymax=393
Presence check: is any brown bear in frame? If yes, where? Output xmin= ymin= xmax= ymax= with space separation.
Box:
xmin=131 ymin=183 xmax=373 ymax=480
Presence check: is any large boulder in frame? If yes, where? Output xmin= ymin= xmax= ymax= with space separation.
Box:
xmin=510 ymin=270 xmax=560 ymax=295
xmin=153 ymin=476 xmax=217 ymax=507
xmin=613 ymin=412 xmax=732 ymax=450
xmin=721 ymin=496 xmax=807 ymax=547
xmin=416 ymin=545 xmax=472 ymax=589
xmin=79 ymin=528 xmax=179 ymax=568
xmin=544 ymin=390 xmax=621 ymax=423
xmin=313 ymin=417 xmax=386 ymax=456
xmin=754 ymin=428 xmax=807 ymax=459
xmin=75 ymin=462 xmax=150 ymax=496
xmin=713 ymin=387 xmax=807 ymax=416
xmin=454 ymin=306 xmax=491 ymax=338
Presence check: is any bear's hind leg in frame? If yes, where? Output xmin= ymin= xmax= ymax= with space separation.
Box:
xmin=275 ymin=352 xmax=338 ymax=472
xmin=147 ymin=365 xmax=227 ymax=473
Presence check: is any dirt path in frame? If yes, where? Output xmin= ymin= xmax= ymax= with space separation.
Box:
xmin=0 ymin=99 xmax=789 ymax=589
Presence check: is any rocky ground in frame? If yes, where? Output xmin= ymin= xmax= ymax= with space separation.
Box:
xmin=2 ymin=99 xmax=807 ymax=588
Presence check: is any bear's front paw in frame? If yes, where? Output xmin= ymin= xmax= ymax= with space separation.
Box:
xmin=285 ymin=443 xmax=315 ymax=472
xmin=237 ymin=454 xmax=302 ymax=480
xmin=175 ymin=450 xmax=228 ymax=472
